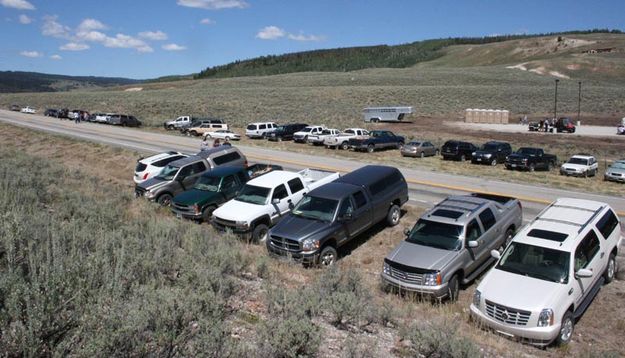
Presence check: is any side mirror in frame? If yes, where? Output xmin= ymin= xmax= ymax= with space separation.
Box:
xmin=490 ymin=250 xmax=501 ymax=260
xmin=403 ymin=228 xmax=411 ymax=236
xmin=468 ymin=240 xmax=479 ymax=248
xmin=340 ymin=212 xmax=353 ymax=221
xmin=576 ymin=268 xmax=593 ymax=278
xmin=272 ymin=198 xmax=280 ymax=205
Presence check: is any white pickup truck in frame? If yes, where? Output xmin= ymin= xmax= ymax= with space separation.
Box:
xmin=307 ymin=128 xmax=340 ymax=145
xmin=211 ymin=168 xmax=340 ymax=241
xmin=293 ymin=125 xmax=326 ymax=143
xmin=323 ymin=128 xmax=369 ymax=150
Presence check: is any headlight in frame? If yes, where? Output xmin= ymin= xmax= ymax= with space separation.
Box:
xmin=423 ymin=272 xmax=442 ymax=286
xmin=522 ymin=158 xmax=528 ymax=162
xmin=383 ymin=262 xmax=390 ymax=275
xmin=537 ymin=308 xmax=554 ymax=327
xmin=472 ymin=152 xmax=476 ymax=156
xmin=302 ymin=238 xmax=320 ymax=251
xmin=235 ymin=221 xmax=249 ymax=229
xmin=146 ymin=191 xmax=156 ymax=199
xmin=193 ymin=204 xmax=201 ymax=215
xmin=473 ymin=289 xmax=481 ymax=307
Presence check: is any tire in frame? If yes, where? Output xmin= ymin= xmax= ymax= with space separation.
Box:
xmin=460 ymin=154 xmax=466 ymax=162
xmin=529 ymin=163 xmax=536 ymax=172
xmin=318 ymin=245 xmax=338 ymax=267
xmin=277 ymin=137 xmax=282 ymax=142
xmin=167 ymin=125 xmax=174 ymax=130
xmin=556 ymin=311 xmax=574 ymax=346
xmin=435 ymin=149 xmax=440 ymax=156
xmin=447 ymin=274 xmax=460 ymax=302
xmin=202 ymin=205 xmax=216 ymax=223
xmin=584 ymin=170 xmax=589 ymax=178
xmin=157 ymin=193 xmax=172 ymax=206
xmin=604 ymin=253 xmax=616 ymax=284
xmin=591 ymin=169 xmax=597 ymax=177
xmin=491 ymin=158 xmax=498 ymax=166
xmin=420 ymin=151 xmax=425 ymax=158
xmin=367 ymin=144 xmax=375 ymax=153
xmin=252 ymin=223 xmax=269 ymax=243
xmin=386 ymin=204 xmax=401 ymax=226
xmin=340 ymin=142 xmax=349 ymax=150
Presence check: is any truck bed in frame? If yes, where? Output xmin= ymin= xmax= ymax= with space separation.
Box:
xmin=297 ymin=168 xmax=340 ymax=187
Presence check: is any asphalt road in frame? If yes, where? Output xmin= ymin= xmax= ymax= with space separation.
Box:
xmin=2 ymin=110 xmax=624 ymax=222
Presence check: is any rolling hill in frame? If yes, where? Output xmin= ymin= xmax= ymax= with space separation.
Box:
xmin=0 ymin=71 xmax=142 ymax=93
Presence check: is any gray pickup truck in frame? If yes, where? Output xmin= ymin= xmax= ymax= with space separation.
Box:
xmin=266 ymin=165 xmax=409 ymax=266
xmin=381 ymin=193 xmax=523 ymax=301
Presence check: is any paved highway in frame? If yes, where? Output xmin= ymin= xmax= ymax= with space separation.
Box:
xmin=1 ymin=110 xmax=624 ymax=221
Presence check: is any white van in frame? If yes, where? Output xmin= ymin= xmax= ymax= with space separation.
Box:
xmin=246 ymin=122 xmax=277 ymax=139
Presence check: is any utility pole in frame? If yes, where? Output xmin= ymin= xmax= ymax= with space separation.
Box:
xmin=554 ymin=79 xmax=560 ymax=121
xmin=577 ymin=81 xmax=582 ymax=123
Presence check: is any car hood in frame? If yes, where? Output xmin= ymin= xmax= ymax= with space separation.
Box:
xmin=479 ymin=268 xmax=564 ymax=311
xmin=173 ymin=189 xmax=220 ymax=206
xmin=213 ymin=199 xmax=267 ymax=222
xmin=474 ymin=150 xmax=495 ymax=156
xmin=561 ymin=163 xmax=586 ymax=171
xmin=138 ymin=177 xmax=169 ymax=191
xmin=507 ymin=153 xmax=531 ymax=160
xmin=606 ymin=167 xmax=625 ymax=175
xmin=270 ymin=214 xmax=330 ymax=241
xmin=386 ymin=241 xmax=459 ymax=271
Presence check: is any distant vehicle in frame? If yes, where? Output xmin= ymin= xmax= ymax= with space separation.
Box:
xmin=267 ymin=123 xmax=308 ymax=142
xmin=307 ymin=128 xmax=340 ymax=146
xmin=186 ymin=122 xmax=228 ymax=136
xmin=108 ymin=114 xmax=141 ymax=127
xmin=363 ymin=106 xmax=413 ymax=122
xmin=401 ymin=141 xmax=439 ymax=158
xmin=164 ymin=116 xmax=196 ymax=130
xmin=293 ymin=125 xmax=326 ymax=143
xmin=68 ymin=109 xmax=88 ymax=120
xmin=604 ymin=159 xmax=625 ymax=183
xmin=560 ymin=154 xmax=598 ymax=177
xmin=246 ymin=122 xmax=277 ymax=139
xmin=323 ymin=128 xmax=369 ymax=150
xmin=180 ymin=118 xmax=226 ymax=135
xmin=505 ymin=147 xmax=557 ymax=172
xmin=94 ymin=113 xmax=114 ymax=123
xmin=555 ymin=117 xmax=576 ymax=133
xmin=348 ymin=130 xmax=405 ymax=153
xmin=20 ymin=106 xmax=36 ymax=114
xmin=134 ymin=151 xmax=189 ymax=184
xmin=204 ymin=129 xmax=241 ymax=141
xmin=57 ymin=108 xmax=69 ymax=119
xmin=471 ymin=141 xmax=513 ymax=166
xmin=44 ymin=108 xmax=59 ymax=117
xmin=9 ymin=104 xmax=20 ymax=112
xmin=441 ymin=140 xmax=478 ymax=161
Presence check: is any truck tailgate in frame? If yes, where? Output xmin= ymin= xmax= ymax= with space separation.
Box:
xmin=298 ymin=168 xmax=340 ymax=189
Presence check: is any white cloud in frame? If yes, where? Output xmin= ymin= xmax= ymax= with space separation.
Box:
xmin=42 ymin=15 xmax=71 ymax=38
xmin=60 ymin=42 xmax=90 ymax=51
xmin=103 ymin=34 xmax=153 ymax=52
xmin=76 ymin=30 xmax=107 ymax=42
xmin=162 ymin=43 xmax=187 ymax=51
xmin=287 ymin=33 xmax=325 ymax=42
xmin=1 ymin=0 xmax=35 ymax=10
xmin=256 ymin=26 xmax=285 ymax=40
xmin=77 ymin=18 xmax=106 ymax=32
xmin=18 ymin=14 xmax=32 ymax=24
xmin=177 ymin=0 xmax=248 ymax=10
xmin=138 ymin=30 xmax=168 ymax=41
xmin=50 ymin=54 xmax=62 ymax=60
xmin=20 ymin=50 xmax=42 ymax=57
xmin=200 ymin=18 xmax=215 ymax=25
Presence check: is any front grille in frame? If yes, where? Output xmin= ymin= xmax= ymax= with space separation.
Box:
xmin=507 ymin=158 xmax=525 ymax=165
xmin=134 ymin=186 xmax=146 ymax=197
xmin=213 ymin=217 xmax=236 ymax=228
xmin=172 ymin=202 xmax=194 ymax=214
xmin=388 ymin=266 xmax=423 ymax=285
xmin=485 ymin=300 xmax=531 ymax=326
xmin=269 ymin=235 xmax=300 ymax=252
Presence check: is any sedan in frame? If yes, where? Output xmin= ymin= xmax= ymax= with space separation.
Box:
xmin=604 ymin=159 xmax=625 ymax=183
xmin=20 ymin=106 xmax=37 ymax=114
xmin=204 ymin=130 xmax=241 ymax=141
xmin=400 ymin=141 xmax=438 ymax=158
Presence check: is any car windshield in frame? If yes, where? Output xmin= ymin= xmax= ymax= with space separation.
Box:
xmin=408 ymin=142 xmax=421 ymax=146
xmin=235 ymin=185 xmax=270 ymax=205
xmin=194 ymin=175 xmax=222 ymax=191
xmin=292 ymin=196 xmax=338 ymax=222
xmin=301 ymin=128 xmax=313 ymax=133
xmin=610 ymin=162 xmax=625 ymax=170
xmin=517 ymin=148 xmax=537 ymax=155
xmin=155 ymin=165 xmax=179 ymax=180
xmin=567 ymin=158 xmax=588 ymax=165
xmin=406 ymin=219 xmax=463 ymax=251
xmin=496 ymin=242 xmax=570 ymax=284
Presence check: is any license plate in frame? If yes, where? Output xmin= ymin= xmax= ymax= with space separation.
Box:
xmin=477 ymin=158 xmax=482 ymax=162
xmin=511 ymin=164 xmax=517 ymax=168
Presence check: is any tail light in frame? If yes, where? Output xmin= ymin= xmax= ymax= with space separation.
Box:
xmin=143 ymin=173 xmax=149 ymax=180
xmin=244 ymin=160 xmax=249 ymax=168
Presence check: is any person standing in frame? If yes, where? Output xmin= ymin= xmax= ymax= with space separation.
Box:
xmin=213 ymin=138 xmax=221 ymax=147
xmin=200 ymin=137 xmax=210 ymax=151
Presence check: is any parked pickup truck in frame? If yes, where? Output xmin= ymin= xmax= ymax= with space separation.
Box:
xmin=267 ymin=165 xmax=408 ymax=266
xmin=164 ymin=116 xmax=196 ymax=130
xmin=307 ymin=128 xmax=340 ymax=146
xmin=211 ymin=168 xmax=340 ymax=242
xmin=135 ymin=146 xmax=247 ymax=205
xmin=323 ymin=128 xmax=369 ymax=150
xmin=381 ymin=193 xmax=523 ymax=301
xmin=348 ymin=130 xmax=405 ymax=153
xmin=293 ymin=125 xmax=326 ymax=143
xmin=505 ymin=147 xmax=557 ymax=172
xmin=171 ymin=164 xmax=282 ymax=222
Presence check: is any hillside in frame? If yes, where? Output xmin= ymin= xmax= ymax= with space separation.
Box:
xmin=0 ymin=71 xmax=141 ymax=93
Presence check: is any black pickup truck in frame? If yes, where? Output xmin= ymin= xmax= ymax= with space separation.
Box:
xmin=266 ymin=165 xmax=408 ymax=266
xmin=348 ymin=130 xmax=405 ymax=153
xmin=505 ymin=147 xmax=557 ymax=171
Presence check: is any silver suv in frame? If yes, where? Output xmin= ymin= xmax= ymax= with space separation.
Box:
xmin=470 ymin=198 xmax=623 ymax=346
xmin=381 ymin=193 xmax=522 ymax=301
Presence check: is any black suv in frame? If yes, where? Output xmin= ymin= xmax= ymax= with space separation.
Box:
xmin=471 ymin=141 xmax=512 ymax=166
xmin=441 ymin=140 xmax=477 ymax=161
xmin=267 ymin=123 xmax=308 ymax=141
xmin=109 ymin=114 xmax=142 ymax=127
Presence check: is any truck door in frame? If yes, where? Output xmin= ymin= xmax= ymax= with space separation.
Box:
xmin=270 ymin=184 xmax=291 ymax=220
xmin=477 ymin=208 xmax=500 ymax=255
xmin=464 ymin=219 xmax=484 ymax=274
xmin=573 ymin=230 xmax=604 ymax=306
xmin=220 ymin=175 xmax=239 ymax=201
xmin=345 ymin=190 xmax=371 ymax=237
xmin=287 ymin=177 xmax=306 ymax=207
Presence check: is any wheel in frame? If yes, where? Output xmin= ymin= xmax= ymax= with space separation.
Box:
xmin=202 ymin=205 xmax=216 ymax=222
xmin=584 ymin=170 xmax=589 ymax=178
xmin=500 ymin=228 xmax=514 ymax=252
xmin=303 ymin=135 xmax=308 ymax=143
xmin=157 ymin=193 xmax=172 ymax=206
xmin=167 ymin=125 xmax=174 ymax=130
xmin=277 ymin=137 xmax=282 ymax=142
xmin=252 ymin=223 xmax=269 ymax=243
xmin=591 ymin=169 xmax=597 ymax=177
xmin=318 ymin=245 xmax=338 ymax=266
xmin=340 ymin=142 xmax=349 ymax=150
xmin=205 ymin=133 xmax=212 ymax=139
xmin=447 ymin=274 xmax=459 ymax=302
xmin=460 ymin=154 xmax=466 ymax=162
xmin=367 ymin=144 xmax=375 ymax=153
xmin=529 ymin=163 xmax=536 ymax=172
xmin=604 ymin=253 xmax=616 ymax=284
xmin=435 ymin=149 xmax=440 ymax=156
xmin=386 ymin=204 xmax=401 ymax=226
xmin=556 ymin=311 xmax=574 ymax=346
xmin=491 ymin=158 xmax=497 ymax=166
xmin=420 ymin=151 xmax=425 ymax=158
xmin=548 ymin=161 xmax=555 ymax=171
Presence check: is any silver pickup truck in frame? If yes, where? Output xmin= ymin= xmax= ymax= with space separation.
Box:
xmin=381 ymin=193 xmax=523 ymax=301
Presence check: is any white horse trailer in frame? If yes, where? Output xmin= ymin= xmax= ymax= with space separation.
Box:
xmin=363 ymin=106 xmax=413 ymax=122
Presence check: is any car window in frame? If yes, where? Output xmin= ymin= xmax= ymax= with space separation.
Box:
xmin=152 ymin=155 xmax=184 ymax=167
xmin=213 ymin=151 xmax=242 ymax=166
xmin=338 ymin=197 xmax=354 ymax=216
xmin=352 ymin=191 xmax=367 ymax=208
xmin=236 ymin=171 xmax=247 ymax=183
xmin=272 ymin=184 xmax=289 ymax=201
xmin=191 ymin=162 xmax=207 ymax=174
xmin=465 ymin=219 xmax=482 ymax=242
xmin=574 ymin=230 xmax=601 ymax=271
xmin=287 ymin=178 xmax=305 ymax=194
xmin=221 ymin=175 xmax=237 ymax=190
xmin=259 ymin=124 xmax=266 ymax=130
xmin=596 ymin=210 xmax=619 ymax=240
xmin=177 ymin=165 xmax=192 ymax=179
xmin=478 ymin=208 xmax=496 ymax=232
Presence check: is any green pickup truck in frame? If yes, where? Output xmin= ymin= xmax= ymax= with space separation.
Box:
xmin=171 ymin=164 xmax=282 ymax=222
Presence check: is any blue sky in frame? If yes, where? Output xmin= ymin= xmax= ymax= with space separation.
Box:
xmin=1 ymin=0 xmax=624 ymax=79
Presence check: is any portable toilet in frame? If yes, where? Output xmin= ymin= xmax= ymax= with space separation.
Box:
xmin=502 ymin=110 xmax=510 ymax=124
xmin=493 ymin=110 xmax=502 ymax=124
xmin=465 ymin=109 xmax=474 ymax=123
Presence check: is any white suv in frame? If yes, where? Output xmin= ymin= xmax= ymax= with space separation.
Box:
xmin=246 ymin=122 xmax=277 ymax=139
xmin=560 ymin=154 xmax=598 ymax=177
xmin=134 ymin=151 xmax=188 ymax=184
xmin=470 ymin=198 xmax=622 ymax=346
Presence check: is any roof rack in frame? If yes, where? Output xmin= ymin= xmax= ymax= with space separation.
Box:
xmin=532 ymin=202 xmax=605 ymax=234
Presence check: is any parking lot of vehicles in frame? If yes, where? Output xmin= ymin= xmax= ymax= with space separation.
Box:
xmin=604 ymin=159 xmax=625 ymax=183
xmin=323 ymin=128 xmax=368 ymax=150
xmin=267 ymin=165 xmax=408 ymax=266
xmin=471 ymin=141 xmax=512 ymax=166
xmin=401 ymin=140 xmax=438 ymax=158
xmin=470 ymin=198 xmax=622 ymax=346
xmin=381 ymin=193 xmax=522 ymax=300
xmin=307 ymin=128 xmax=340 ymax=145
xmin=267 ymin=123 xmax=308 ymax=142
xmin=134 ymin=151 xmax=188 ymax=184
xmin=211 ymin=168 xmax=340 ymax=242
xmin=293 ymin=125 xmax=326 ymax=143
xmin=441 ymin=140 xmax=478 ymax=161
xmin=135 ymin=146 xmax=246 ymax=205
xmin=171 ymin=163 xmax=282 ymax=222
xmin=246 ymin=122 xmax=277 ymax=139
xmin=505 ymin=147 xmax=557 ymax=172
xmin=349 ymin=130 xmax=404 ymax=153
xmin=560 ymin=154 xmax=598 ymax=177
